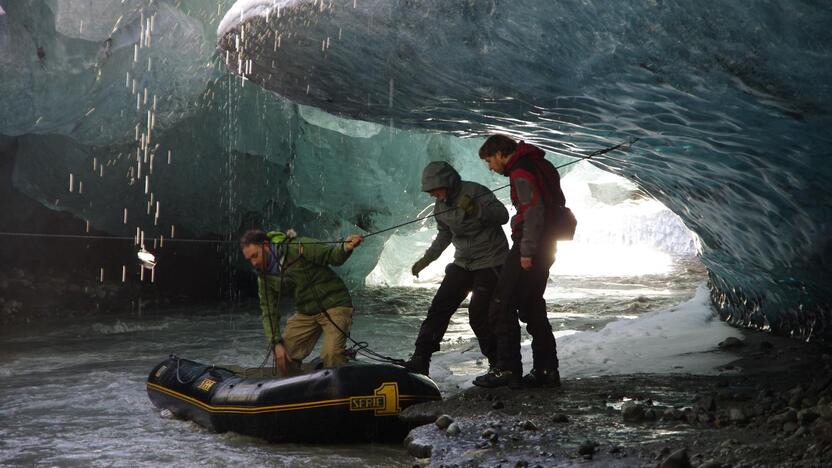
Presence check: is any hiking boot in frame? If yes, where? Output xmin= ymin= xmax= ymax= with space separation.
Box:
xmin=521 ymin=368 xmax=561 ymax=388
xmin=472 ymin=368 xmax=522 ymax=389
xmin=402 ymin=354 xmax=430 ymax=376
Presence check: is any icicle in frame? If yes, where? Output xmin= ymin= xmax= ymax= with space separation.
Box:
xmin=140 ymin=266 xmax=145 ymax=281
xmin=69 ymin=173 xmax=74 ymax=192
xmin=100 ymin=267 xmax=104 ymax=283
xmin=144 ymin=175 xmax=149 ymax=194
xmin=167 ymin=149 xmax=172 ymax=164
xmin=126 ymin=71 xmax=130 ymax=88
xmin=160 ymin=235 xmax=164 ymax=247
xmin=78 ymin=181 xmax=84 ymax=194
xmin=99 ymin=165 xmax=104 ymax=177
xmin=123 ymin=208 xmax=128 ymax=224
xmin=170 ymin=225 xmax=176 ymax=238
xmin=151 ymin=267 xmax=155 ymax=283
xmin=140 ymin=230 xmax=145 ymax=247
xmin=93 ymin=157 xmax=97 ymax=172
xmin=134 ymin=43 xmax=138 ymax=62
xmin=85 ymin=220 xmax=90 ymax=233
xmin=135 ymin=227 xmax=140 ymax=245
xmin=122 ymin=265 xmax=127 ymax=282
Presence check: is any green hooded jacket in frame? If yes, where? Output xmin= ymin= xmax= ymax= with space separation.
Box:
xmin=258 ymin=231 xmax=353 ymax=345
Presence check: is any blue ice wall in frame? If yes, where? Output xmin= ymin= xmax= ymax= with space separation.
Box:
xmin=0 ymin=0 xmax=491 ymax=285
xmin=215 ymin=0 xmax=832 ymax=335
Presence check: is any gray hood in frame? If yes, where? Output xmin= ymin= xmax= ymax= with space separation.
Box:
xmin=421 ymin=161 xmax=461 ymax=193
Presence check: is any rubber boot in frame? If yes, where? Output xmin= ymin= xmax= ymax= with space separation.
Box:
xmin=402 ymin=354 xmax=430 ymax=376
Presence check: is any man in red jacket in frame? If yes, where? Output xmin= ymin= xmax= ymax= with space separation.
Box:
xmin=473 ymin=134 xmax=565 ymax=389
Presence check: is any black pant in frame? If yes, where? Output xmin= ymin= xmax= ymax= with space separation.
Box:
xmin=414 ymin=263 xmax=500 ymax=363
xmin=491 ymin=243 xmax=558 ymax=374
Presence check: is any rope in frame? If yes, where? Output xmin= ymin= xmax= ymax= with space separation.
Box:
xmin=0 ymin=137 xmax=638 ymax=246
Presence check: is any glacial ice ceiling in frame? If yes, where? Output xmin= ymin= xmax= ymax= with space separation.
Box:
xmin=1 ymin=0 xmax=831 ymax=336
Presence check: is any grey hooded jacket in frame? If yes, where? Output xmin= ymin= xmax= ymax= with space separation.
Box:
xmin=420 ymin=161 xmax=509 ymax=270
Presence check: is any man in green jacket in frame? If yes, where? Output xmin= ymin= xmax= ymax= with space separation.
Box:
xmin=240 ymin=229 xmax=364 ymax=374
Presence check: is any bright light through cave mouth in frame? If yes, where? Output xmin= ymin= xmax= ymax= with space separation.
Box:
xmin=366 ymin=163 xmax=699 ymax=288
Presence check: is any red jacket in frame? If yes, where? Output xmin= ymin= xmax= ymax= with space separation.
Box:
xmin=504 ymin=142 xmax=566 ymax=257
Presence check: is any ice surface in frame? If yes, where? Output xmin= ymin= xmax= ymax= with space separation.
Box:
xmin=432 ymin=284 xmax=743 ymax=390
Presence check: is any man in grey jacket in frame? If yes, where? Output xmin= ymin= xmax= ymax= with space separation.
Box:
xmin=403 ymin=161 xmax=509 ymax=376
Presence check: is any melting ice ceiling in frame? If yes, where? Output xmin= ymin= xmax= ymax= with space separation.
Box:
xmin=1 ymin=0 xmax=831 ymax=336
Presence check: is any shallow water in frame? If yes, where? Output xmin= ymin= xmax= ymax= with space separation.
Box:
xmin=0 ymin=256 xmax=705 ymax=466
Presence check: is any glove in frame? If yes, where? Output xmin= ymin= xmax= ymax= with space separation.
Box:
xmin=457 ymin=194 xmax=477 ymax=216
xmin=411 ymin=256 xmax=432 ymax=277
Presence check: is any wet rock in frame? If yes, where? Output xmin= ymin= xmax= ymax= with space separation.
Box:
xmin=718 ymin=337 xmax=745 ymax=349
xmin=818 ymin=403 xmax=832 ymax=420
xmin=789 ymin=426 xmax=809 ymax=439
xmin=481 ymin=428 xmax=498 ymax=443
xmin=445 ymin=421 xmax=461 ymax=436
xmin=798 ymin=409 xmax=820 ymax=426
xmin=696 ymin=395 xmax=717 ymax=412
xmin=399 ymin=401 xmax=444 ymax=426
xmin=578 ymin=440 xmax=598 ymax=456
xmin=551 ymin=413 xmax=569 ymax=423
xmin=435 ymin=414 xmax=453 ymax=430
xmin=698 ymin=413 xmax=714 ymax=424
xmin=729 ymin=408 xmax=747 ymax=423
xmin=519 ymin=420 xmax=538 ymax=431
xmin=767 ymin=409 xmax=797 ymax=425
xmin=622 ymin=401 xmax=645 ymax=422
xmin=492 ymin=400 xmax=504 ymax=410
xmin=404 ymin=433 xmax=432 ymax=458
xmin=811 ymin=420 xmax=832 ymax=437
xmin=658 ymin=448 xmax=691 ymax=468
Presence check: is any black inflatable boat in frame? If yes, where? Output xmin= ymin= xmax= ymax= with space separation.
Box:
xmin=146 ymin=355 xmax=441 ymax=442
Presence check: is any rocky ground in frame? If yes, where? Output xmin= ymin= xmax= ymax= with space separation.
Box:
xmin=400 ymin=330 xmax=832 ymax=467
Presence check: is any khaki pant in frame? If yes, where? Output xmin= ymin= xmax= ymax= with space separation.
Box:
xmin=282 ymin=306 xmax=353 ymax=368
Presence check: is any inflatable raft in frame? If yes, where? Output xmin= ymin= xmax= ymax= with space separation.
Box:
xmin=146 ymin=355 xmax=441 ymax=442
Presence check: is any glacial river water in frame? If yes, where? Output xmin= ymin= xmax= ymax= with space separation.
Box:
xmin=0 ymin=257 xmax=706 ymax=466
